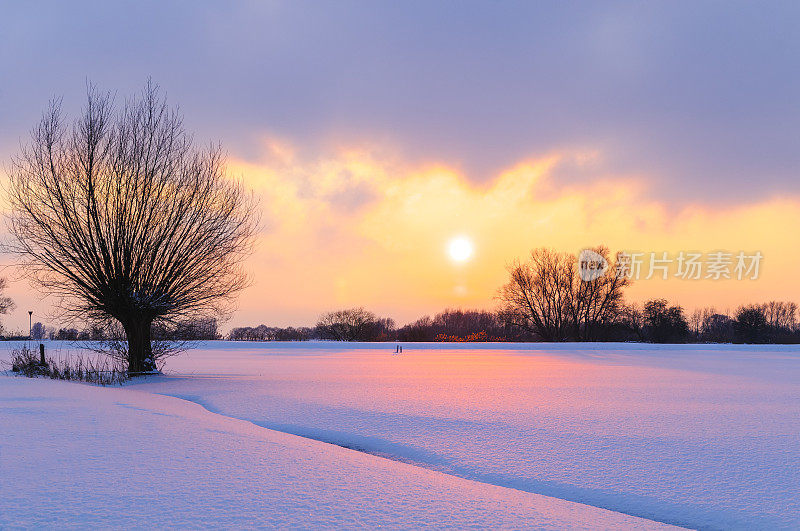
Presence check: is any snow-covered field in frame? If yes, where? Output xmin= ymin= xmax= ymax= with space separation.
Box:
xmin=3 ymin=341 xmax=799 ymax=529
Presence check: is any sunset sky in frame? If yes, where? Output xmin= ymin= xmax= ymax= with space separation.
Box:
xmin=1 ymin=1 xmax=799 ymax=331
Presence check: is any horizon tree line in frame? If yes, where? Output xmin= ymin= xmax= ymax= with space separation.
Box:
xmin=225 ymin=300 xmax=800 ymax=344
xmin=9 ymin=298 xmax=797 ymax=345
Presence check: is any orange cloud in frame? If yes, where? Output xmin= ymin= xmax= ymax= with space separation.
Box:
xmin=223 ymin=143 xmax=800 ymax=327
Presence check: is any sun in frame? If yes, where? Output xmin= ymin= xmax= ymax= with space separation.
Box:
xmin=447 ymin=236 xmax=474 ymax=264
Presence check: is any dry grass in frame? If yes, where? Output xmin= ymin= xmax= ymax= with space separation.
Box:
xmin=8 ymin=343 xmax=128 ymax=385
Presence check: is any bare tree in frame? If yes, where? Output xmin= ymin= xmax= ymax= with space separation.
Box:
xmin=700 ymin=312 xmax=734 ymax=343
xmin=643 ymin=299 xmax=689 ymax=343
xmin=30 ymin=322 xmax=46 ymax=340
xmin=569 ymin=246 xmax=630 ymax=340
xmin=498 ymin=247 xmax=630 ymax=341
xmin=316 ymin=307 xmax=391 ymax=341
xmin=497 ymin=249 xmax=575 ymax=341
xmin=762 ymin=301 xmax=797 ymax=331
xmin=6 ymin=82 xmax=257 ymax=373
xmin=619 ymin=302 xmax=645 ymax=340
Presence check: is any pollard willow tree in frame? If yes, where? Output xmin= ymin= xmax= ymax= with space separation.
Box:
xmin=7 ymin=83 xmax=257 ymax=373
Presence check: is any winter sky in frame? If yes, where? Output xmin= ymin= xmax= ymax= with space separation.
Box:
xmin=1 ymin=1 xmax=799 ymax=329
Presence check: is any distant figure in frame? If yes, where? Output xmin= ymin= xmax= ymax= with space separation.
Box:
xmin=400 ymin=345 xmax=403 ymax=353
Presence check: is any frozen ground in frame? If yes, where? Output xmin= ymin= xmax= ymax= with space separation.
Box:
xmin=3 ymin=341 xmax=800 ymax=529
xmin=0 ymin=375 xmax=672 ymax=529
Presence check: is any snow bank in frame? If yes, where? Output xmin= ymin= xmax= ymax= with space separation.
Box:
xmin=0 ymin=376 xmax=672 ymax=529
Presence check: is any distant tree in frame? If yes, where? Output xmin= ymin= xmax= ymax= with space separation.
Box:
xmin=230 ymin=326 xmax=254 ymax=341
xmin=6 ymin=82 xmax=257 ymax=373
xmin=498 ymin=247 xmax=629 ymax=341
xmin=610 ymin=303 xmax=645 ymax=341
xmin=228 ymin=327 xmax=250 ymax=341
xmin=642 ymin=299 xmax=689 ymax=343
xmin=273 ymin=326 xmax=312 ymax=341
xmin=397 ymin=316 xmax=435 ymax=341
xmin=399 ymin=309 xmax=511 ymax=341
xmin=434 ymin=309 xmax=500 ymax=337
xmin=55 ymin=328 xmax=79 ymax=341
xmin=700 ymin=312 xmax=734 ymax=343
xmin=689 ymin=308 xmax=703 ymax=338
xmin=316 ymin=308 xmax=393 ymax=341
xmin=734 ymin=305 xmax=770 ymax=343
xmin=30 ymin=322 xmax=46 ymax=340
xmin=227 ymin=324 xmax=313 ymax=341
xmin=254 ymin=324 xmax=271 ymax=341
xmin=229 ymin=325 xmax=268 ymax=341
xmin=170 ymin=318 xmax=220 ymax=340
xmin=762 ymin=301 xmax=797 ymax=331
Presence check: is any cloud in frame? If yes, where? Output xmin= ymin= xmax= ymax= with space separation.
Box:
xmin=2 ymin=1 xmax=799 ymax=206
xmin=219 ymin=142 xmax=800 ymax=327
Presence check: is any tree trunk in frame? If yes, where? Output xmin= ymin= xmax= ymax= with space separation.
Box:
xmin=124 ymin=318 xmax=155 ymax=374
